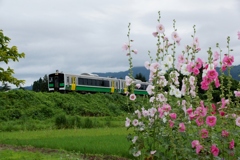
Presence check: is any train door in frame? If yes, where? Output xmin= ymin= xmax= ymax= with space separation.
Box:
xmin=71 ymin=76 xmax=76 ymax=90
xmin=110 ymin=80 xmax=115 ymax=93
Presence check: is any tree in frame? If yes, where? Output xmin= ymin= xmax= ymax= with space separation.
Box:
xmin=0 ymin=30 xmax=25 ymax=87
xmin=0 ymin=83 xmax=11 ymax=92
xmin=135 ymin=73 xmax=147 ymax=82
xmin=32 ymin=74 xmax=48 ymax=92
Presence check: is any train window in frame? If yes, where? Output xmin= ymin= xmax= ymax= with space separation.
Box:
xmin=97 ymin=80 xmax=101 ymax=86
xmin=87 ymin=79 xmax=92 ymax=85
xmin=103 ymin=80 xmax=109 ymax=87
xmin=49 ymin=77 xmax=53 ymax=83
xmin=83 ymin=79 xmax=88 ymax=85
xmin=67 ymin=77 xmax=69 ymax=83
xmin=78 ymin=78 xmax=83 ymax=85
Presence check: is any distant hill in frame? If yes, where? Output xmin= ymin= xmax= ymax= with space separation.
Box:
xmin=93 ymin=66 xmax=150 ymax=80
xmin=93 ymin=65 xmax=240 ymax=81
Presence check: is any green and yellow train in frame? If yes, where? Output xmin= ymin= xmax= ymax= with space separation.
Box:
xmin=48 ymin=70 xmax=149 ymax=95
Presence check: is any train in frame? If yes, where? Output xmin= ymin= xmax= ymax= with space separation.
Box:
xmin=48 ymin=70 xmax=149 ymax=95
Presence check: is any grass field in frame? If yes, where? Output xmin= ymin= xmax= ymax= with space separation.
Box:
xmin=0 ymin=127 xmax=132 ymax=159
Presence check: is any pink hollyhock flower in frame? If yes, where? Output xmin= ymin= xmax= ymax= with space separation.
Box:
xmin=229 ymin=139 xmax=234 ymax=149
xmin=211 ymin=104 xmax=216 ymax=115
xmin=220 ymin=98 xmax=229 ymax=109
xmin=189 ymin=113 xmax=196 ymax=120
xmin=192 ymin=67 xmax=200 ymax=75
xmin=135 ymin=84 xmax=141 ymax=89
xmin=156 ymin=24 xmax=165 ymax=33
xmin=144 ymin=61 xmax=150 ymax=70
xmin=169 ymin=113 xmax=177 ymax=120
xmin=196 ymin=117 xmax=204 ymax=126
xmin=132 ymin=49 xmax=138 ymax=54
xmin=178 ymin=54 xmax=185 ymax=63
xmin=219 ymin=110 xmax=225 ymax=117
xmin=200 ymin=128 xmax=208 ymax=138
xmin=158 ymin=107 xmax=164 ymax=118
xmin=162 ymin=104 xmax=171 ymax=112
xmin=132 ymin=119 xmax=139 ymax=126
xmin=150 ymin=62 xmax=160 ymax=73
xmin=125 ymin=76 xmax=133 ymax=86
xmin=125 ymin=117 xmax=131 ymax=127
xmin=200 ymin=80 xmax=209 ymax=90
xmin=191 ymin=140 xmax=200 ymax=148
xmin=238 ymin=31 xmax=240 ymax=40
xmin=195 ymin=58 xmax=203 ymax=69
xmin=149 ymin=107 xmax=157 ymax=117
xmin=196 ymin=145 xmax=203 ymax=154
xmin=234 ymin=91 xmax=240 ymax=97
xmin=122 ymin=43 xmax=129 ymax=51
xmin=146 ymin=84 xmax=154 ymax=95
xmin=171 ymin=31 xmax=180 ymax=42
xmin=152 ymin=32 xmax=158 ymax=37
xmin=213 ymin=60 xmax=218 ymax=68
xmin=206 ymin=116 xmax=217 ymax=127
xmin=211 ymin=144 xmax=219 ymax=157
xmin=195 ymin=106 xmax=207 ymax=117
xmin=203 ymin=76 xmax=212 ymax=84
xmin=213 ymin=51 xmax=220 ymax=61
xmin=193 ymin=37 xmax=200 ymax=48
xmin=169 ymin=120 xmax=174 ymax=128
xmin=129 ymin=94 xmax=136 ymax=101
xmin=222 ymin=130 xmax=229 ymax=137
xmin=164 ymin=36 xmax=168 ymax=41
xmin=236 ymin=117 xmax=240 ymax=127
xmin=186 ymin=107 xmax=193 ymax=115
xmin=214 ymin=77 xmax=220 ymax=88
xmin=222 ymin=54 xmax=234 ymax=67
xmin=221 ymin=65 xmax=227 ymax=71
xmin=176 ymin=38 xmax=181 ymax=45
xmin=207 ymin=69 xmax=218 ymax=80
xmin=179 ymin=122 xmax=186 ymax=132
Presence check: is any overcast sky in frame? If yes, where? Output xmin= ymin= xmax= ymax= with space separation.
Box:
xmin=1 ymin=0 xmax=240 ymax=87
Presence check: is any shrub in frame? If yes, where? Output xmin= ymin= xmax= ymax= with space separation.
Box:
xmin=55 ymin=114 xmax=67 ymax=129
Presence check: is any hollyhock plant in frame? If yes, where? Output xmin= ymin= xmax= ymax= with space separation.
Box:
xmin=124 ymin=12 xmax=240 ymax=159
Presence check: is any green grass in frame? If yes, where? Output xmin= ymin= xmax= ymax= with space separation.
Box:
xmin=0 ymin=127 xmax=132 ymax=159
xmin=0 ymin=149 xmax=81 ymax=160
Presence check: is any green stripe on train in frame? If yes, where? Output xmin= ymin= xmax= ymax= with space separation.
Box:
xmin=67 ymin=85 xmax=148 ymax=95
xmin=134 ymin=90 xmax=148 ymax=95
xmin=70 ymin=85 xmax=112 ymax=92
xmin=48 ymin=83 xmax=64 ymax=88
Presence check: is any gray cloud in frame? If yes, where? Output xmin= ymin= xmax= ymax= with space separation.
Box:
xmin=0 ymin=0 xmax=240 ymax=87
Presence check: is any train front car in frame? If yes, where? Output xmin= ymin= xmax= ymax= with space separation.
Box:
xmin=48 ymin=70 xmax=65 ymax=92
